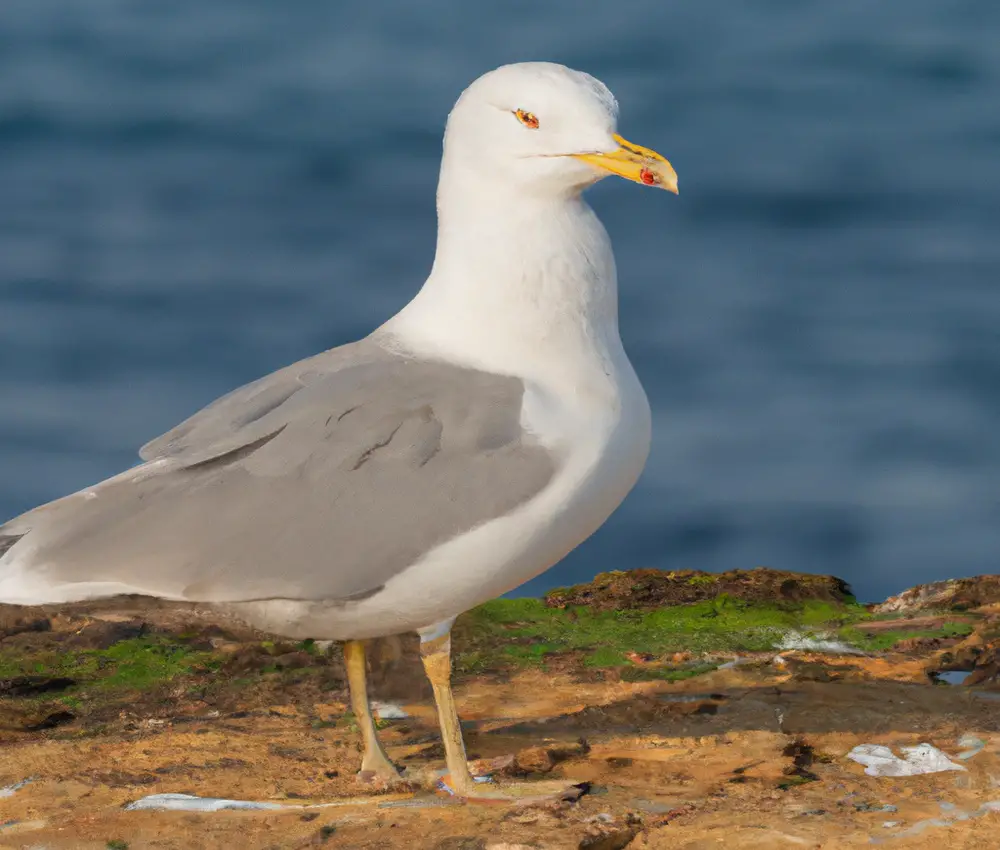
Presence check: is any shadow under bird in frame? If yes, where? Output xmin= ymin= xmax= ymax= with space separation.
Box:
xmin=0 ymin=61 xmax=678 ymax=797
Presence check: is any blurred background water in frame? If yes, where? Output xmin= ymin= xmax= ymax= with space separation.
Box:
xmin=1 ymin=0 xmax=997 ymax=603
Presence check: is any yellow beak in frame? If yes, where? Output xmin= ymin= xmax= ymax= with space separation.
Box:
xmin=572 ymin=133 xmax=678 ymax=193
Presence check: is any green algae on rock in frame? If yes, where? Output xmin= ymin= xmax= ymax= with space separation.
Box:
xmin=452 ymin=594 xmax=865 ymax=674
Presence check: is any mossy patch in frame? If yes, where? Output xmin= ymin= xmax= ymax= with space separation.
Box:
xmin=619 ymin=662 xmax=719 ymax=683
xmin=0 ymin=629 xmax=347 ymax=734
xmin=838 ymin=620 xmax=974 ymax=652
xmin=451 ymin=596 xmax=986 ymax=678
xmin=0 ymin=636 xmax=219 ymax=693
xmin=584 ymin=646 xmax=626 ymax=668
xmin=452 ymin=596 xmax=871 ymax=676
xmin=502 ymin=642 xmax=562 ymax=667
xmin=687 ymin=574 xmax=718 ymax=587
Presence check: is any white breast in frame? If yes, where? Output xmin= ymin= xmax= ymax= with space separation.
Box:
xmin=275 ymin=193 xmax=655 ymax=639
xmin=297 ymin=339 xmax=651 ymax=640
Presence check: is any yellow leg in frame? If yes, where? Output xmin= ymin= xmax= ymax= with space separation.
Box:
xmin=420 ymin=633 xmax=476 ymax=796
xmin=343 ymin=639 xmax=399 ymax=779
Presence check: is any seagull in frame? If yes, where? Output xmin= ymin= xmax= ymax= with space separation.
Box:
xmin=0 ymin=62 xmax=677 ymax=796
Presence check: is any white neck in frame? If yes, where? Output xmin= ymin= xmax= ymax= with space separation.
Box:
xmin=381 ymin=163 xmax=625 ymax=392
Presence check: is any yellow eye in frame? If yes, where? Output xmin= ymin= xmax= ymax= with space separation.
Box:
xmin=514 ymin=109 xmax=540 ymax=129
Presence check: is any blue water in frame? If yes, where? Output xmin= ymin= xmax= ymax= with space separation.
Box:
xmin=1 ymin=1 xmax=998 ymax=604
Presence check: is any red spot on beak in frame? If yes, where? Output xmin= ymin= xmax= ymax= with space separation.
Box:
xmin=639 ymin=167 xmax=657 ymax=186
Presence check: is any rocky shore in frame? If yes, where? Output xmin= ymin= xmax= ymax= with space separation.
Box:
xmin=1 ymin=568 xmax=998 ymax=848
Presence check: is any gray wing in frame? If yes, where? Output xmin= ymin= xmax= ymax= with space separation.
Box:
xmin=138 ymin=339 xmax=389 ymax=464
xmin=3 ymin=339 xmax=557 ymax=603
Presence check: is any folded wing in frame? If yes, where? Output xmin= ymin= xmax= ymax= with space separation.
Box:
xmin=0 ymin=339 xmax=557 ymax=604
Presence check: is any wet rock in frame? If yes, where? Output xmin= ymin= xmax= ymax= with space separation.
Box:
xmin=933 ymin=635 xmax=1000 ymax=685
xmin=966 ymin=661 xmax=999 ymax=686
xmin=893 ymin=637 xmax=952 ymax=653
xmin=24 ymin=710 xmax=75 ymax=731
xmin=0 ymin=608 xmax=51 ymax=640
xmin=786 ymin=660 xmax=835 ymax=682
xmin=545 ymin=567 xmax=853 ymax=611
xmin=0 ymin=676 xmax=75 ymax=698
xmin=934 ymin=670 xmax=972 ymax=685
xmin=66 ymin=619 xmax=148 ymax=649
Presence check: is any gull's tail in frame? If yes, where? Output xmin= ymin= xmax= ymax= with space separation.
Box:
xmin=0 ymin=496 xmax=75 ymax=604
xmin=0 ymin=462 xmax=170 ymax=605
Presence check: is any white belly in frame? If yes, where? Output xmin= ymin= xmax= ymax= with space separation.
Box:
xmin=236 ymin=361 xmax=652 ymax=640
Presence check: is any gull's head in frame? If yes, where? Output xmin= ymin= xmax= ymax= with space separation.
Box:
xmin=441 ymin=62 xmax=678 ymax=198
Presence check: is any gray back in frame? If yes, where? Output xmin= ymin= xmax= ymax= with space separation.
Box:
xmin=9 ymin=340 xmax=558 ymax=603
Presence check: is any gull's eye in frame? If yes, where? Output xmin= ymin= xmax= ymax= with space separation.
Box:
xmin=514 ymin=109 xmax=540 ymax=130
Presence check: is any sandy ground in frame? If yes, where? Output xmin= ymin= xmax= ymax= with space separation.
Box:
xmin=3 ymin=655 xmax=1000 ymax=850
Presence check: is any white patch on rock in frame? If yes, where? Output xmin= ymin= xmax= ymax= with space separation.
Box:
xmin=776 ymin=631 xmax=862 ymax=654
xmin=371 ymin=700 xmax=408 ymax=720
xmin=125 ymin=793 xmax=288 ymax=812
xmin=848 ymin=743 xmax=965 ymax=777
xmin=0 ymin=779 xmax=32 ymax=798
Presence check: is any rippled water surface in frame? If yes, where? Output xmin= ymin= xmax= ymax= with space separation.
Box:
xmin=1 ymin=1 xmax=998 ymax=602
